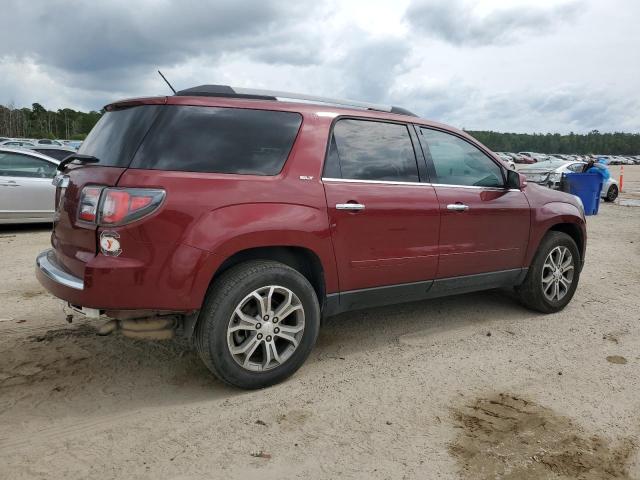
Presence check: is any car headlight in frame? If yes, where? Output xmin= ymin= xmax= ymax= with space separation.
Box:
xmin=573 ymin=194 xmax=585 ymax=218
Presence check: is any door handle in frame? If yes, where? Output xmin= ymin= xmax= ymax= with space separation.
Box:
xmin=336 ymin=203 xmax=365 ymax=211
xmin=0 ymin=181 xmax=19 ymax=187
xmin=447 ymin=203 xmax=469 ymax=212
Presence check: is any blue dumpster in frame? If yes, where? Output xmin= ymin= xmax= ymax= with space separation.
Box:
xmin=562 ymin=173 xmax=603 ymax=215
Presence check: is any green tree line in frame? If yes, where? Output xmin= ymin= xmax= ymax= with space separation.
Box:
xmin=467 ymin=130 xmax=640 ymax=155
xmin=0 ymin=103 xmax=101 ymax=140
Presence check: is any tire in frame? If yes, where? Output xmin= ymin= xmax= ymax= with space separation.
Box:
xmin=604 ymin=185 xmax=618 ymax=202
xmin=194 ymin=260 xmax=320 ymax=389
xmin=515 ymin=231 xmax=581 ymax=314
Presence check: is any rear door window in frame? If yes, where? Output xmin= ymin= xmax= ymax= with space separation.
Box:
xmin=131 ymin=106 xmax=302 ymax=175
xmin=325 ymin=119 xmax=419 ymax=182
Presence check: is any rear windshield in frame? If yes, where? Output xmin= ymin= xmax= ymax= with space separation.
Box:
xmin=130 ymin=106 xmax=302 ymax=175
xmin=33 ymin=148 xmax=74 ymax=161
xmin=78 ymin=105 xmax=161 ymax=167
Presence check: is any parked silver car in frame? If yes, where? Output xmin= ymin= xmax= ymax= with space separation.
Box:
xmin=26 ymin=145 xmax=76 ymax=161
xmin=0 ymin=147 xmax=59 ymax=223
xmin=519 ymin=159 xmax=619 ymax=202
xmin=36 ymin=139 xmax=64 ymax=146
xmin=0 ymin=140 xmax=36 ymax=147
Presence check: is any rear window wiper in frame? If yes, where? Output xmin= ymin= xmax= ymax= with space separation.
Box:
xmin=57 ymin=154 xmax=100 ymax=171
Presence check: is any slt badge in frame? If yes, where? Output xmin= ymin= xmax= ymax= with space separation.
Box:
xmin=100 ymin=231 xmax=122 ymax=257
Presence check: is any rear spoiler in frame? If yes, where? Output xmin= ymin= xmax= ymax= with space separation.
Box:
xmin=57 ymin=154 xmax=100 ymax=171
xmin=104 ymin=96 xmax=168 ymax=111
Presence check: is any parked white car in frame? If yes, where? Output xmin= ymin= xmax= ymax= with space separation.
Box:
xmin=0 ymin=139 xmax=36 ymax=147
xmin=0 ymin=147 xmax=59 ymax=223
xmin=36 ymin=139 xmax=64 ymax=146
xmin=519 ymin=158 xmax=619 ymax=202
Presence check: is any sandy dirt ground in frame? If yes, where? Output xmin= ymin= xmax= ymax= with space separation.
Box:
xmin=1 ymin=166 xmax=639 ymax=479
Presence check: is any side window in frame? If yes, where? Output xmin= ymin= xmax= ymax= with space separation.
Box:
xmin=567 ymin=163 xmax=583 ymax=173
xmin=420 ymin=128 xmax=504 ymax=188
xmin=131 ymin=106 xmax=302 ymax=175
xmin=328 ymin=119 xmax=419 ymax=182
xmin=0 ymin=152 xmax=57 ymax=178
xmin=323 ymin=135 xmax=342 ymax=178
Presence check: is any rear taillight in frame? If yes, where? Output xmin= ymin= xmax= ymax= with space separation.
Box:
xmin=78 ymin=186 xmax=104 ymax=222
xmin=100 ymin=188 xmax=165 ymax=226
xmin=77 ymin=186 xmax=165 ymax=226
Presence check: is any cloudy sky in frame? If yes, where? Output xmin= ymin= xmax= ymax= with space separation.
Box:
xmin=0 ymin=0 xmax=638 ymax=133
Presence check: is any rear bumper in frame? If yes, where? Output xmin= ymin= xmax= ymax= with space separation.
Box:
xmin=36 ymin=249 xmax=84 ymax=290
xmin=36 ymin=245 xmax=218 ymax=311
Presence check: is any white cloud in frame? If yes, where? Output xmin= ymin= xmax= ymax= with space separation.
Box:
xmin=0 ymin=0 xmax=638 ymax=133
xmin=405 ymin=0 xmax=583 ymax=46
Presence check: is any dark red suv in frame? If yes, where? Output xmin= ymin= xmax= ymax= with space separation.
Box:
xmin=36 ymin=85 xmax=586 ymax=389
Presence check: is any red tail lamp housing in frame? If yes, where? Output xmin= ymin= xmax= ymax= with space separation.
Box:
xmin=78 ymin=186 xmax=165 ymax=226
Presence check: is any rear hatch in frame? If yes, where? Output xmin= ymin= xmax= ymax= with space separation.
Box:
xmin=52 ymin=104 xmax=162 ymax=277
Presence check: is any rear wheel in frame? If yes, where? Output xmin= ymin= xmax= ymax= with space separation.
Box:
xmin=195 ymin=260 xmax=320 ymax=389
xmin=604 ymin=184 xmax=618 ymax=202
xmin=516 ymin=231 xmax=580 ymax=313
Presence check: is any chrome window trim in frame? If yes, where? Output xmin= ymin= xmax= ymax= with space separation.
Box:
xmin=431 ymin=183 xmax=520 ymax=192
xmin=321 ymin=177 xmax=520 ymax=192
xmin=321 ymin=177 xmax=427 ymax=186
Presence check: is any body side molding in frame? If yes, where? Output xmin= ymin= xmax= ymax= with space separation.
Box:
xmin=323 ymin=268 xmax=528 ymax=317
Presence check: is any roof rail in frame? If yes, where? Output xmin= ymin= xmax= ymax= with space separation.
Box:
xmin=175 ymin=85 xmax=418 ymax=117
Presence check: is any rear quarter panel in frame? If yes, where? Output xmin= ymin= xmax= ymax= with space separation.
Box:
xmin=113 ymin=112 xmax=338 ymax=309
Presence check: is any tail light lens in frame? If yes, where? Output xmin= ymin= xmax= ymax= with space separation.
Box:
xmin=100 ymin=188 xmax=165 ymax=225
xmin=78 ymin=186 xmax=104 ymax=222
xmin=77 ymin=186 xmax=165 ymax=226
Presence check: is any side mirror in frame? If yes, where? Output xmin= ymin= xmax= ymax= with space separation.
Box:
xmin=507 ymin=169 xmax=527 ymax=189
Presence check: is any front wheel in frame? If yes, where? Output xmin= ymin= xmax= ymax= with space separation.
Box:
xmin=195 ymin=260 xmax=320 ymax=389
xmin=516 ymin=231 xmax=581 ymax=313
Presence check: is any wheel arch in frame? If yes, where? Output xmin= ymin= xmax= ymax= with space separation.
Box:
xmin=524 ymin=199 xmax=586 ymax=270
xmin=184 ymin=245 xmax=328 ymax=340
xmin=211 ymin=246 xmax=326 ymax=304
xmin=547 ymin=222 xmax=585 ymax=263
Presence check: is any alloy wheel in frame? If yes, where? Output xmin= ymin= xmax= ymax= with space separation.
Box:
xmin=541 ymin=246 xmax=574 ymax=302
xmin=227 ymin=285 xmax=305 ymax=372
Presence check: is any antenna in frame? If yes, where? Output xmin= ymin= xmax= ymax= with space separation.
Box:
xmin=157 ymin=70 xmax=176 ymax=94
